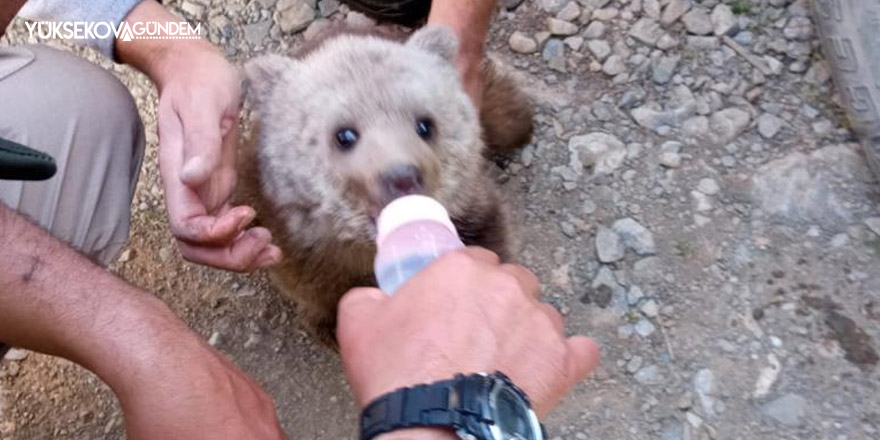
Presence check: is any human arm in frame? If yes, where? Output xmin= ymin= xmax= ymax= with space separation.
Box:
xmin=114 ymin=0 xmax=281 ymax=271
xmin=0 ymin=204 xmax=286 ymax=440
xmin=427 ymin=0 xmax=496 ymax=108
xmin=338 ymin=248 xmax=601 ymax=440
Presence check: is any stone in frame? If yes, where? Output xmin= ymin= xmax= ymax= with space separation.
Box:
xmin=644 ymin=0 xmax=661 ymax=20
xmin=542 ymin=38 xmax=566 ymax=60
xmin=661 ymin=0 xmax=692 ymax=26
xmin=596 ymin=226 xmax=625 ymax=263
xmin=697 ymin=178 xmax=719 ymax=195
xmin=303 ymin=18 xmax=330 ymax=40
xmin=564 ymin=36 xmax=584 ymax=50
xmin=602 ymin=55 xmax=627 ymax=76
xmin=692 ymin=191 xmax=713 ymax=211
xmin=568 ymin=132 xmax=627 ymax=175
xmin=865 ymin=218 xmax=880 ymax=237
xmin=318 ymin=0 xmax=339 ymax=16
xmin=783 ymin=16 xmax=813 ymax=41
xmin=509 ymin=31 xmax=538 ymax=54
xmin=694 ymin=369 xmax=716 ymax=417
xmin=3 ymin=348 xmax=29 ymax=361
xmin=556 ymin=1 xmax=581 ymax=21
xmin=762 ymin=394 xmax=808 ymax=426
xmin=584 ymin=21 xmax=606 ymax=39
xmin=180 ymin=0 xmax=206 ymax=17
xmin=757 ymin=113 xmax=784 ymax=139
xmin=629 ymin=18 xmax=664 ymax=46
xmin=540 ymin=0 xmax=568 ymax=13
xmin=709 ymin=108 xmax=751 ymax=145
xmin=345 ymin=11 xmax=376 ymax=27
xmin=612 ymin=218 xmax=656 ymax=255
xmin=657 ymin=33 xmax=679 ymax=50
xmin=710 ymin=3 xmax=736 ymax=36
xmin=592 ymin=8 xmax=619 ymax=21
xmin=660 ymin=152 xmax=682 ymax=168
xmin=640 ymin=299 xmax=660 ymax=317
xmin=276 ymin=0 xmax=316 ymax=33
xmin=547 ymin=18 xmax=579 ymax=36
xmin=243 ymin=20 xmax=272 ymax=46
xmin=682 ymin=8 xmax=713 ymax=35
xmin=626 ymin=356 xmax=644 ymax=374
xmin=635 ymin=319 xmax=656 ymax=337
xmin=635 ymin=365 xmax=663 ymax=385
xmin=591 ymin=266 xmax=625 ymax=309
xmin=652 ymin=54 xmax=679 ymax=84
xmin=587 ymin=39 xmax=612 ymax=61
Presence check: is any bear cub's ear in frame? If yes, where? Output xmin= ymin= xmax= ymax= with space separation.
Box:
xmin=242 ymin=55 xmax=299 ymax=108
xmin=406 ymin=26 xmax=459 ymax=63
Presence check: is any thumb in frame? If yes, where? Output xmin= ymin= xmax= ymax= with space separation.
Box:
xmin=179 ymin=102 xmax=224 ymax=186
xmin=565 ymin=336 xmax=601 ymax=384
xmin=336 ymin=288 xmax=388 ymax=335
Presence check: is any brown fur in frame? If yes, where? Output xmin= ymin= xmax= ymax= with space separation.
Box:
xmin=239 ymin=25 xmax=532 ymax=345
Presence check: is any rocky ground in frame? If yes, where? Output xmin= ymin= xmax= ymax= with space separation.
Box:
xmin=2 ymin=0 xmax=880 ymax=439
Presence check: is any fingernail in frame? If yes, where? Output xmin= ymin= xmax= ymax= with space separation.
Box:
xmin=238 ymin=210 xmax=256 ymax=230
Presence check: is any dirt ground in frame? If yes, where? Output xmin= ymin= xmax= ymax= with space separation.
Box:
xmin=2 ymin=0 xmax=879 ymax=439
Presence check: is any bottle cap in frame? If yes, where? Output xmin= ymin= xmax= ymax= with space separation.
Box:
xmin=376 ymin=195 xmax=458 ymax=245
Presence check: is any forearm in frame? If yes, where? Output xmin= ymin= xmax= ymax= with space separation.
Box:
xmin=115 ymin=0 xmax=217 ymax=90
xmin=427 ymin=0 xmax=495 ymax=62
xmin=0 ymin=204 xmax=192 ymax=396
xmin=377 ymin=429 xmax=457 ymax=440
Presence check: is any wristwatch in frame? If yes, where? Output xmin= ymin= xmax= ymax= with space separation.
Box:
xmin=359 ymin=372 xmax=545 ymax=440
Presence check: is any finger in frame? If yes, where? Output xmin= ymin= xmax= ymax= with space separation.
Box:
xmin=172 ymin=205 xmax=256 ymax=245
xmin=460 ymin=246 xmax=500 ymax=265
xmin=500 ymin=263 xmax=541 ymax=300
xmin=565 ymin=336 xmax=601 ymax=384
xmin=177 ymin=226 xmax=273 ymax=272
xmin=337 ymin=287 xmax=388 ymax=327
xmin=179 ymin=101 xmax=225 ymax=186
xmin=253 ymin=245 xmax=283 ymax=268
xmin=539 ymin=303 xmax=565 ymax=335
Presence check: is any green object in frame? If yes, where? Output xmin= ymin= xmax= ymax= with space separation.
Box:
xmin=0 ymin=136 xmax=56 ymax=181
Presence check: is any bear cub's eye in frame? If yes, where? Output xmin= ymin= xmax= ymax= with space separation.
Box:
xmin=335 ymin=128 xmax=359 ymax=152
xmin=415 ymin=118 xmax=434 ymax=141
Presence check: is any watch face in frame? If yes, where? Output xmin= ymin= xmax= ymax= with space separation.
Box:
xmin=489 ymin=384 xmax=540 ymax=440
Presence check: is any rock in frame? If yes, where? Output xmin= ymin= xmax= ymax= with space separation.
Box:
xmin=661 ymin=0 xmax=692 ymax=26
xmin=682 ymin=116 xmax=710 ymax=143
xmin=208 ymin=331 xmax=221 ymax=347
xmin=635 ymin=365 xmax=663 ymax=385
xmin=626 ymin=356 xmax=644 ymax=374
xmin=754 ymin=353 xmax=782 ymax=398
xmin=612 ymin=218 xmax=656 ymax=255
xmin=602 ymin=55 xmax=627 ymax=76
xmin=180 ymin=0 xmax=206 ymax=17
xmin=503 ymin=0 xmax=527 ymax=10
xmin=303 ymin=18 xmax=330 ymax=40
xmin=540 ymin=0 xmax=568 ymax=13
xmin=345 ymin=10 xmax=375 ymax=27
xmin=556 ymin=1 xmax=581 ymax=21
xmin=651 ymin=54 xmax=679 ymax=84
xmin=568 ymin=132 xmax=627 ymax=175
xmin=783 ymin=16 xmax=813 ymax=41
xmin=682 ymin=8 xmax=713 ymax=35
xmin=631 ymin=98 xmax=696 ymax=134
xmin=644 ymin=0 xmax=661 ymax=20
xmin=590 ymin=266 xmax=625 ymax=309
xmin=276 ymin=0 xmax=316 ymax=33
xmin=635 ymin=319 xmax=656 ymax=337
xmin=694 ymin=369 xmax=716 ymax=417
xmin=640 ymin=299 xmax=659 ymax=317
xmin=633 ymin=257 xmax=661 ymax=283
xmin=584 ymin=21 xmax=606 ymax=39
xmin=547 ymin=18 xmax=579 ymax=36
xmin=656 ymin=33 xmax=679 ymax=50
xmin=752 ymin=145 xmax=870 ymax=227
xmin=627 ymin=285 xmax=645 ymax=305
xmin=587 ymin=39 xmax=612 ymax=60
xmin=509 ymin=31 xmax=538 ymax=54
xmin=629 ymin=18 xmax=664 ymax=46
xmin=757 ymin=113 xmax=784 ymax=139
xmin=243 ymin=20 xmax=272 ymax=46
xmin=691 ymin=191 xmax=713 ymax=211
xmin=710 ymin=3 xmax=736 ymax=36
xmin=697 ymin=178 xmax=719 ymax=195
xmin=660 ymin=152 xmax=682 ymax=168
xmin=592 ymin=8 xmax=619 ymax=21
xmin=318 ymin=0 xmax=339 ymax=16
xmin=762 ymin=394 xmax=808 ymax=426
xmin=865 ymin=218 xmax=880 ymax=237
xmin=709 ymin=108 xmax=751 ymax=145
xmin=542 ymin=38 xmax=566 ymax=60
xmin=3 ymin=348 xmax=29 ymax=361
xmin=564 ymin=36 xmax=584 ymax=50
xmin=596 ymin=226 xmax=625 ymax=263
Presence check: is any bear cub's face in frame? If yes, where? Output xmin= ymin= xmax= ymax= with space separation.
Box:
xmin=245 ymin=27 xmax=485 ymax=243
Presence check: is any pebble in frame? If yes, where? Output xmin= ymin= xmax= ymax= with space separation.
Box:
xmin=626 ymin=356 xmax=643 ymax=374
xmin=762 ymin=394 xmax=808 ymax=426
xmin=661 ymin=0 xmax=692 ymax=26
xmin=864 ymin=217 xmax=880 ymax=237
xmin=602 ymin=55 xmax=627 ymax=76
xmin=694 ymin=369 xmax=716 ymax=417
xmin=652 ymin=54 xmax=680 ymax=84
xmin=812 ymin=119 xmax=833 ymax=136
xmin=683 ymin=9 xmax=713 ymax=35
xmin=3 ymin=348 xmax=29 ymax=361
xmin=540 ymin=0 xmax=568 ymax=13
xmin=691 ymin=190 xmax=713 ymax=212
xmin=711 ymin=3 xmax=736 ymax=36
xmin=697 ymin=178 xmax=720 ymax=195
xmin=556 ymin=1 xmax=581 ymax=22
xmin=592 ymin=8 xmax=619 ymax=21
xmin=640 ymin=299 xmax=660 ymax=317
xmin=635 ymin=365 xmax=663 ymax=385
xmin=783 ymin=16 xmax=814 ymax=41
xmin=612 ymin=218 xmax=656 ymax=255
xmin=660 ymin=152 xmax=682 ymax=168
xmin=629 ymin=18 xmax=665 ymax=46
xmin=596 ymin=226 xmax=625 ymax=263
xmin=757 ymin=113 xmax=784 ymax=139
xmin=635 ymin=318 xmax=656 ymax=337
xmin=583 ymin=21 xmax=607 ymax=39
xmin=547 ymin=18 xmax=579 ymax=36
xmin=587 ymin=39 xmax=612 ymax=61
xmin=509 ymin=31 xmax=538 ymax=54
xmin=542 ymin=38 xmax=565 ymax=60
xmin=710 ymin=107 xmax=751 ymax=145
xmin=568 ymin=132 xmax=627 ymax=175
xmin=627 ymin=285 xmax=645 ymax=305
xmin=276 ymin=0 xmax=315 ymax=33
xmin=564 ymin=36 xmax=584 ymax=50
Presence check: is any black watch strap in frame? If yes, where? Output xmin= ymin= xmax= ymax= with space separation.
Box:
xmin=360 ymin=374 xmax=492 ymax=440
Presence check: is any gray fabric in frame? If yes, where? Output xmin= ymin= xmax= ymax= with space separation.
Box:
xmin=17 ymin=0 xmax=145 ymax=59
xmin=0 ymin=44 xmax=145 ymax=266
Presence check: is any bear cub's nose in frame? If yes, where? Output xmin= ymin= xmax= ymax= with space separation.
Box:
xmin=381 ymin=164 xmax=424 ymax=202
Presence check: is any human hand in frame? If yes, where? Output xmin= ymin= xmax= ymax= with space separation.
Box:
xmin=117 ymin=0 xmax=281 ymax=271
xmin=337 ymin=248 xmax=600 ymax=420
